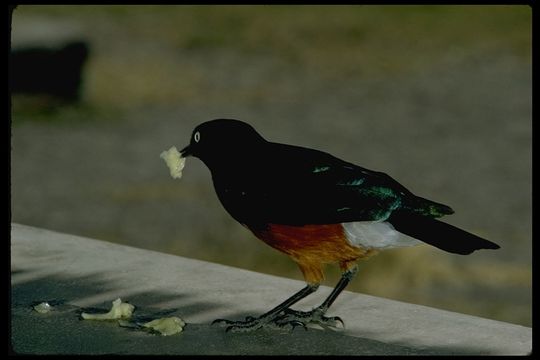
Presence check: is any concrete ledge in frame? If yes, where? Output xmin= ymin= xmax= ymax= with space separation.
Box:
xmin=10 ymin=223 xmax=531 ymax=355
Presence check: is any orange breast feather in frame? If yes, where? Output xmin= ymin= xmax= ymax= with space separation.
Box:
xmin=248 ymin=223 xmax=377 ymax=284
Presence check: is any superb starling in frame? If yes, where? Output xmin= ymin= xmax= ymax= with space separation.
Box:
xmin=178 ymin=119 xmax=500 ymax=332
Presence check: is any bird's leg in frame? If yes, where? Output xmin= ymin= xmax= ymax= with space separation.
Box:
xmin=275 ymin=265 xmax=359 ymax=330
xmin=212 ymin=283 xmax=319 ymax=332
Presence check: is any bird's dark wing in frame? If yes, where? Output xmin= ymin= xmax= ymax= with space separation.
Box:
xmin=214 ymin=143 xmax=453 ymax=226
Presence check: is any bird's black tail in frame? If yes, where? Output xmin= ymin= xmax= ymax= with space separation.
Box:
xmin=388 ymin=211 xmax=500 ymax=255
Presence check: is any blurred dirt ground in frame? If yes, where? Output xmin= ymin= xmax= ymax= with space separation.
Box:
xmin=10 ymin=5 xmax=531 ymax=326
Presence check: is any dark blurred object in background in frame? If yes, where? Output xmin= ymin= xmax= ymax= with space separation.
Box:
xmin=10 ymin=41 xmax=89 ymax=102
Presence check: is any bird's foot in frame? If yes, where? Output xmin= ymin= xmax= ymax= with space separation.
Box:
xmin=274 ymin=307 xmax=345 ymax=331
xmin=212 ymin=307 xmax=344 ymax=332
xmin=212 ymin=314 xmax=306 ymax=333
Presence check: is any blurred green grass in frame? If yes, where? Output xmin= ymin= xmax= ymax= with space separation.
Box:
xmin=15 ymin=5 xmax=531 ymax=109
xmin=11 ymin=5 xmax=531 ymax=327
xmin=20 ymin=5 xmax=531 ymax=58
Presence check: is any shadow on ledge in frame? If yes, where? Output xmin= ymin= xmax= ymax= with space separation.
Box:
xmin=11 ymin=270 xmax=493 ymax=355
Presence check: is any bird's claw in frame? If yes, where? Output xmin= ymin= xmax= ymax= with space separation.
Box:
xmin=286 ymin=319 xmax=309 ymax=331
xmin=211 ymin=318 xmax=232 ymax=327
xmin=211 ymin=308 xmax=344 ymax=332
xmin=276 ymin=308 xmax=345 ymax=331
xmin=212 ymin=316 xmax=256 ymax=328
xmin=212 ymin=313 xmax=307 ymax=333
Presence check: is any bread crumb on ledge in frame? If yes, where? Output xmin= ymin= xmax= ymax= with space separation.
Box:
xmin=81 ymin=298 xmax=134 ymax=320
xmin=143 ymin=316 xmax=186 ymax=336
xmin=33 ymin=302 xmax=52 ymax=314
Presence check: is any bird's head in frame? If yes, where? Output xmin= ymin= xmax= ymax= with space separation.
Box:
xmin=180 ymin=119 xmax=266 ymax=169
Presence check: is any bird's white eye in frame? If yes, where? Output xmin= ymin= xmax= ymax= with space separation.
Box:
xmin=194 ymin=131 xmax=200 ymax=143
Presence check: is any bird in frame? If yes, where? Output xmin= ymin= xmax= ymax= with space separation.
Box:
xmin=178 ymin=118 xmax=500 ymax=332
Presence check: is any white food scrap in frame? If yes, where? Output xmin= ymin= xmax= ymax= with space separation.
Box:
xmin=143 ymin=317 xmax=185 ymax=336
xmin=81 ymin=298 xmax=134 ymax=320
xmin=33 ymin=302 xmax=52 ymax=314
xmin=160 ymin=146 xmax=186 ymax=179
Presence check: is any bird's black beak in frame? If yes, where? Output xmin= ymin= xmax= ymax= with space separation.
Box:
xmin=180 ymin=145 xmax=192 ymax=157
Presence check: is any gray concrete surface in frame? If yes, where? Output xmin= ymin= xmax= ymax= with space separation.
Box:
xmin=10 ymin=224 xmax=531 ymax=355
